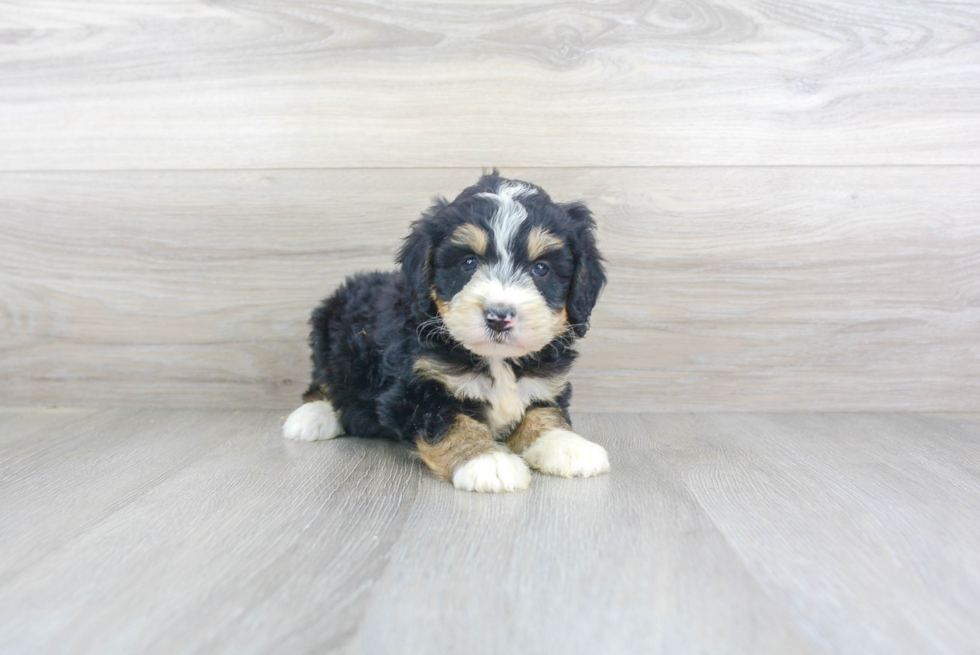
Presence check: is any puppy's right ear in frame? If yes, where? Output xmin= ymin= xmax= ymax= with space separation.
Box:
xmin=398 ymin=220 xmax=432 ymax=321
xmin=398 ymin=199 xmax=446 ymax=321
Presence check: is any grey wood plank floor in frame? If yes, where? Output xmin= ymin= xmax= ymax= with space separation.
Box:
xmin=0 ymin=408 xmax=977 ymax=654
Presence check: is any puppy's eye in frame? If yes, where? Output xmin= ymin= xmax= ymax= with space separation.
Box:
xmin=531 ymin=262 xmax=550 ymax=277
xmin=460 ymin=256 xmax=479 ymax=272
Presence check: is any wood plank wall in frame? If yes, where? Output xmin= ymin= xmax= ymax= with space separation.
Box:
xmin=1 ymin=1 xmax=978 ymax=411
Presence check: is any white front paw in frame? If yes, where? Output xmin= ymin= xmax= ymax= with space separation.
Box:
xmin=521 ymin=429 xmax=610 ymax=478
xmin=282 ymin=401 xmax=343 ymax=441
xmin=452 ymin=451 xmax=531 ymax=493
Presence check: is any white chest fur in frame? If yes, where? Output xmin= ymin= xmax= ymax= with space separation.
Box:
xmin=444 ymin=357 xmax=565 ymax=437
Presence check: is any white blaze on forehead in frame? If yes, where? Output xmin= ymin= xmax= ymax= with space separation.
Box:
xmin=477 ymin=182 xmax=536 ymax=268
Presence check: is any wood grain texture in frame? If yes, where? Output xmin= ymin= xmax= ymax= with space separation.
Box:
xmin=1 ymin=1 xmax=979 ymax=169
xmin=0 ymin=406 xmax=97 ymax=449
xmin=655 ymin=413 xmax=980 ymax=654
xmin=1 ymin=409 xmax=979 ymax=654
xmin=0 ymin=408 xmax=422 ymax=654
xmin=2 ymin=167 xmax=977 ymax=411
xmin=0 ymin=409 xmax=249 ymax=585
xmin=347 ymin=412 xmax=815 ymax=655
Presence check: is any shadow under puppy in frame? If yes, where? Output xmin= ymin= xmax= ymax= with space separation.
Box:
xmin=283 ymin=172 xmax=609 ymax=492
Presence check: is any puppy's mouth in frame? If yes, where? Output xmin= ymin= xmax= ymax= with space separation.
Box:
xmin=484 ymin=329 xmax=517 ymax=348
xmin=464 ymin=318 xmax=548 ymax=358
xmin=465 ymin=327 xmax=514 ymax=351
xmin=471 ymin=338 xmax=531 ymax=358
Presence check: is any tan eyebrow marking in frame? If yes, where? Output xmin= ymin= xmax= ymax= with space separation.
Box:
xmin=527 ymin=226 xmax=564 ymax=260
xmin=450 ymin=223 xmax=488 ymax=256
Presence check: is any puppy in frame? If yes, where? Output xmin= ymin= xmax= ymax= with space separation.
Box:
xmin=282 ymin=172 xmax=609 ymax=492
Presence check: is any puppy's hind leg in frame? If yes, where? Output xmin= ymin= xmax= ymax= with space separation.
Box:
xmin=282 ymin=385 xmax=343 ymax=441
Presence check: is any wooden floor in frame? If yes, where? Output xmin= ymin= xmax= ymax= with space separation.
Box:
xmin=1 ymin=409 xmax=978 ymax=654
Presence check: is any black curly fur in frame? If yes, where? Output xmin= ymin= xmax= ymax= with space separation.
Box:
xmin=300 ymin=171 xmax=606 ymax=447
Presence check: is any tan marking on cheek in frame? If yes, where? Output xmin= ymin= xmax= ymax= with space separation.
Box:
xmin=416 ymin=414 xmax=499 ymax=480
xmin=505 ymin=406 xmax=570 ymax=454
xmin=451 ymin=223 xmax=489 ymax=256
xmin=527 ymin=226 xmax=564 ymax=260
xmin=430 ymin=286 xmax=450 ymax=317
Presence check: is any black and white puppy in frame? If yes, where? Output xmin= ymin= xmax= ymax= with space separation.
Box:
xmin=282 ymin=172 xmax=608 ymax=492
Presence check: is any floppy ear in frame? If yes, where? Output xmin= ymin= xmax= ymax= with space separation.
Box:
xmin=397 ymin=219 xmax=434 ymax=322
xmin=398 ymin=198 xmax=447 ymax=322
xmin=563 ymin=202 xmax=606 ymax=337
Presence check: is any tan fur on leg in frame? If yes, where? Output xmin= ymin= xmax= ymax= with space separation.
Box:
xmin=418 ymin=414 xmax=531 ymax=492
xmin=505 ymin=406 xmax=570 ymax=454
xmin=417 ymin=415 xmax=498 ymax=481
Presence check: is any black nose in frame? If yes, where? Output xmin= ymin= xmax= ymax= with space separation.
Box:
xmin=485 ymin=306 xmax=515 ymax=333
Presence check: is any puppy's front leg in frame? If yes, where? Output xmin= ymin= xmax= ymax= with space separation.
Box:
xmin=507 ymin=407 xmax=610 ymax=478
xmin=417 ymin=415 xmax=531 ymax=493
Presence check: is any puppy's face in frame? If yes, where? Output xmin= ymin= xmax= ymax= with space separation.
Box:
xmin=400 ymin=175 xmax=605 ymax=358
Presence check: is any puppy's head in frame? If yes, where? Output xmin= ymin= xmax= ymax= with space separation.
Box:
xmin=398 ymin=172 xmax=605 ymax=358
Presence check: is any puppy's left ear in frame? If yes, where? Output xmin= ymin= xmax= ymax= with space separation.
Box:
xmin=398 ymin=220 xmax=433 ymax=321
xmin=563 ymin=202 xmax=606 ymax=337
xmin=398 ymin=199 xmax=447 ymax=321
